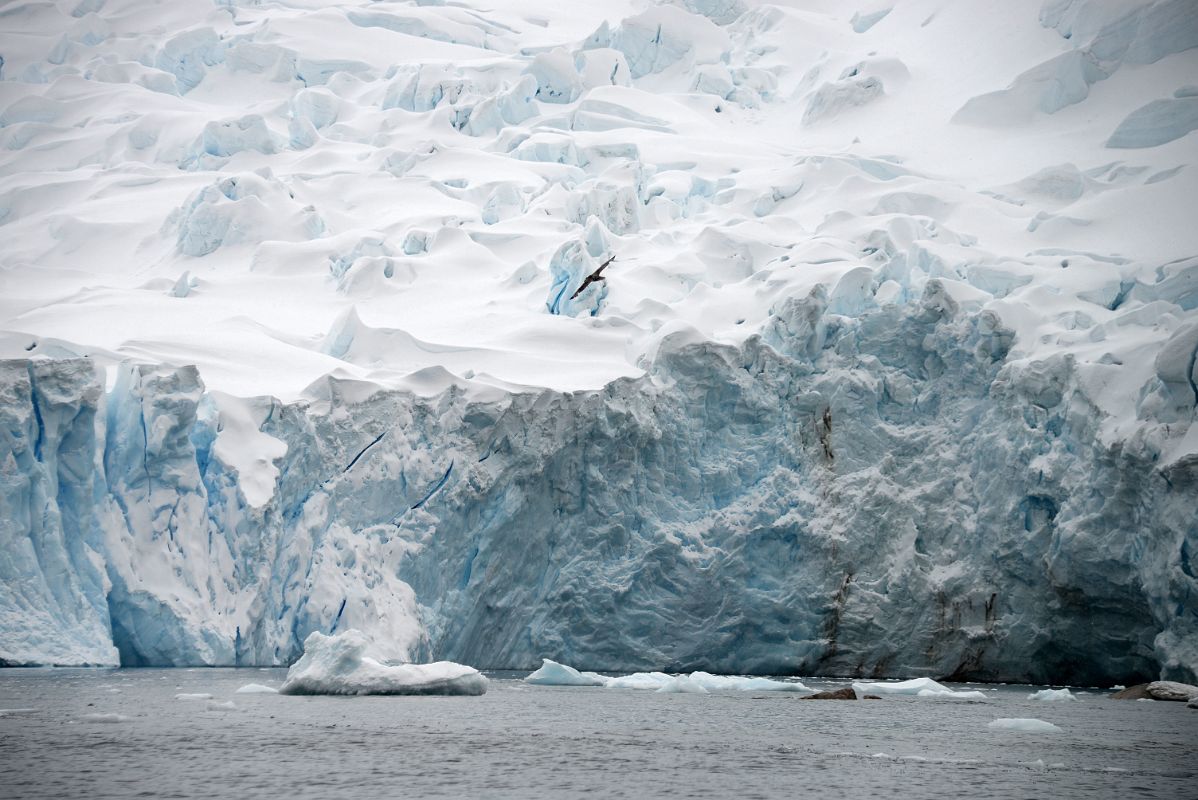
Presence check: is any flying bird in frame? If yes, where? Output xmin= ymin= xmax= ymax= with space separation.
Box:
xmin=570 ymin=255 xmax=615 ymax=300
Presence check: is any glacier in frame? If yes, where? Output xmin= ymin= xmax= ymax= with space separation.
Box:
xmin=2 ymin=276 xmax=1196 ymax=682
xmin=0 ymin=0 xmax=1196 ymax=686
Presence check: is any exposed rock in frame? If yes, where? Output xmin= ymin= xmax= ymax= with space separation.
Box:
xmin=800 ymin=687 xmax=881 ymax=700
xmin=1111 ymin=681 xmax=1198 ymax=701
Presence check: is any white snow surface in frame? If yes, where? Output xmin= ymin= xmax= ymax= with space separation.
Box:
xmin=0 ymin=0 xmax=1194 ymax=415
xmin=0 ymin=0 xmax=1195 ymax=684
xmin=524 ymin=659 xmax=810 ymax=692
xmin=278 ymin=630 xmax=487 ymax=696
xmin=1029 ymin=688 xmax=1079 ymax=701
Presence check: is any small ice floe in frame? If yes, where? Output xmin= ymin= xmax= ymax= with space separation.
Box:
xmin=524 ymin=659 xmax=606 ymax=686
xmin=1028 ymin=688 xmax=1078 ymax=702
xmin=988 ymin=718 xmax=1062 ymax=733
xmin=279 ymin=630 xmax=487 ymax=696
xmin=80 ymin=713 xmax=132 ymax=723
xmin=852 ymin=677 xmax=984 ymax=700
xmin=235 ymin=683 xmax=279 ymax=694
xmin=174 ymin=693 xmax=213 ymax=701
xmin=205 ymin=700 xmax=238 ymax=712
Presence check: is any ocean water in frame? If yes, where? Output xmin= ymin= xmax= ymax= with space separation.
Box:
xmin=0 ymin=669 xmax=1194 ymax=799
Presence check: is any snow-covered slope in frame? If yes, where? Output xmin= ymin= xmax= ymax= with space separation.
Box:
xmin=1 ymin=0 xmax=1195 ymax=682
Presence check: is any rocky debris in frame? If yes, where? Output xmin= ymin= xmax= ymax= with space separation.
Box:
xmin=1111 ymin=681 xmax=1198 ymax=701
xmin=800 ymin=687 xmax=881 ymax=700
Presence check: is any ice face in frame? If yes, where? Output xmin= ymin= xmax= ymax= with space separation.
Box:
xmin=0 ymin=360 xmax=116 ymax=667
xmin=2 ymin=271 xmax=1197 ymax=682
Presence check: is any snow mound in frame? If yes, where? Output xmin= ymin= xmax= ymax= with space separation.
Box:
xmin=279 ymin=630 xmax=487 ymax=696
xmin=524 ymin=658 xmax=606 ymax=686
xmin=1106 ymin=96 xmax=1198 ymax=148
xmin=1029 ymin=688 xmax=1079 ymax=701
xmin=988 ymin=718 xmax=1063 ymax=733
xmin=235 ymin=683 xmax=279 ymax=695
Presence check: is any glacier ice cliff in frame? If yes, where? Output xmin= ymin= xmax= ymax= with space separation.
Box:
xmin=3 ymin=285 xmax=1195 ymax=684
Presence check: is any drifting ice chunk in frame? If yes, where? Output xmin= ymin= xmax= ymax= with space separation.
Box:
xmin=523 ymin=660 xmax=811 ymax=691
xmin=279 ymin=630 xmax=488 ymax=696
xmin=235 ymin=683 xmax=279 ymax=694
xmin=988 ymin=718 xmax=1063 ymax=733
xmin=852 ymin=677 xmax=951 ymax=696
xmin=1029 ymin=688 xmax=1078 ymax=701
xmin=603 ymin=672 xmax=674 ymax=690
xmin=524 ymin=658 xmax=606 ymax=686
xmin=174 ymin=693 xmax=213 ymax=701
xmin=685 ymin=672 xmax=810 ymax=692
xmin=915 ymin=688 xmax=989 ymax=700
xmin=205 ymin=700 xmax=238 ymax=712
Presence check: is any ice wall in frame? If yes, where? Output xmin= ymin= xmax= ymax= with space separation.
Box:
xmin=3 ymin=286 xmax=1194 ymax=683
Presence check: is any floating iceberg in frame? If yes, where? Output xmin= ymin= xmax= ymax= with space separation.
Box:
xmin=174 ymin=693 xmax=213 ymax=701
xmin=279 ymin=631 xmax=488 ymax=696
xmin=524 ymin=659 xmax=606 ymax=686
xmin=988 ymin=718 xmax=1063 ymax=733
xmin=915 ymin=688 xmax=990 ymax=701
xmin=523 ymin=660 xmax=810 ymax=692
xmin=850 ymin=678 xmax=986 ymax=699
xmin=852 ymin=678 xmax=952 ymax=696
xmin=684 ymin=672 xmax=811 ymax=693
xmin=1029 ymin=688 xmax=1078 ymax=701
xmin=602 ymin=672 xmax=675 ymax=691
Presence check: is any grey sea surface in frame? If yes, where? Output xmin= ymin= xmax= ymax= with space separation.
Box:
xmin=0 ymin=668 xmax=1194 ymax=799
